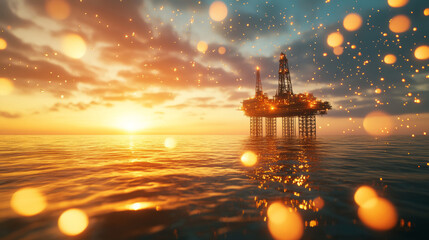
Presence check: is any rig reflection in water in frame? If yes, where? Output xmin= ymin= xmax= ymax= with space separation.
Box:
xmin=242 ymin=137 xmax=324 ymax=239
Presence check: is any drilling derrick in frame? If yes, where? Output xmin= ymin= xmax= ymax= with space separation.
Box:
xmin=241 ymin=52 xmax=332 ymax=138
xmin=277 ymin=52 xmax=295 ymax=137
xmin=247 ymin=67 xmax=265 ymax=136
xmin=277 ymin=52 xmax=293 ymax=99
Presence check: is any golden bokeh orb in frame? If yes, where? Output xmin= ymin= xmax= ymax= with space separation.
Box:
xmin=0 ymin=77 xmax=14 ymax=95
xmin=61 ymin=34 xmax=87 ymax=59
xmin=387 ymin=0 xmax=409 ymax=8
xmin=414 ymin=45 xmax=429 ymax=60
xmin=358 ymin=197 xmax=398 ymax=231
xmin=218 ymin=46 xmax=226 ymax=55
xmin=313 ymin=196 xmax=325 ymax=210
xmin=327 ymin=32 xmax=344 ymax=48
xmin=354 ymin=186 xmax=378 ymax=207
xmin=424 ymin=8 xmax=429 ymax=16
xmin=343 ymin=13 xmax=363 ymax=31
xmin=241 ymin=151 xmax=257 ymax=167
xmin=10 ymin=188 xmax=47 ymax=216
xmin=197 ymin=41 xmax=208 ymax=53
xmin=58 ymin=208 xmax=89 ymax=236
xmin=209 ymin=1 xmax=228 ymax=22
xmin=363 ymin=111 xmax=393 ymax=136
xmin=375 ymin=88 xmax=382 ymax=94
xmin=45 ymin=0 xmax=71 ymax=20
xmin=0 ymin=38 xmax=7 ymax=50
xmin=384 ymin=54 xmax=397 ymax=64
xmin=333 ymin=46 xmax=344 ymax=56
xmin=267 ymin=202 xmax=304 ymax=240
xmin=389 ymin=15 xmax=411 ymax=33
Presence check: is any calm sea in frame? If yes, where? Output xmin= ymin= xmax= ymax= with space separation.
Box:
xmin=0 ymin=135 xmax=428 ymax=239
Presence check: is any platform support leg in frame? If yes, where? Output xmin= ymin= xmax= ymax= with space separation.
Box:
xmin=282 ymin=117 xmax=295 ymax=137
xmin=298 ymin=115 xmax=316 ymax=137
xmin=265 ymin=117 xmax=277 ymax=137
xmin=250 ymin=117 xmax=263 ymax=136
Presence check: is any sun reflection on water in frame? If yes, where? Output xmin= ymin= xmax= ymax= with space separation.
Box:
xmin=127 ymin=202 xmax=154 ymax=211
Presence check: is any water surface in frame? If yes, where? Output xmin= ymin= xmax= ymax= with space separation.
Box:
xmin=0 ymin=135 xmax=428 ymax=239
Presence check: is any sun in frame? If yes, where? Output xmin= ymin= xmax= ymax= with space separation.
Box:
xmin=115 ymin=115 xmax=149 ymax=133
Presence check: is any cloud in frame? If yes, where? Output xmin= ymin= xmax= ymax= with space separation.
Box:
xmin=0 ymin=1 xmax=31 ymax=27
xmin=117 ymin=54 xmax=241 ymax=89
xmin=148 ymin=0 xmax=210 ymax=10
xmin=0 ymin=28 xmax=98 ymax=97
xmin=274 ymin=2 xmax=429 ymax=117
xmin=2 ymin=0 xmax=245 ymax=96
xmin=49 ymin=101 xmax=112 ymax=112
xmin=165 ymin=96 xmax=237 ymax=110
xmin=102 ymin=92 xmax=177 ymax=108
xmin=213 ymin=3 xmax=288 ymax=42
xmin=0 ymin=111 xmax=21 ymax=119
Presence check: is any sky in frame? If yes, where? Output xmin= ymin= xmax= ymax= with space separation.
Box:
xmin=0 ymin=0 xmax=428 ymax=135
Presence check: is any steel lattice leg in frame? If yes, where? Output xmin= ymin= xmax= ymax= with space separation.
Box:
xmin=282 ymin=117 xmax=295 ymax=137
xmin=265 ymin=117 xmax=277 ymax=137
xmin=250 ymin=117 xmax=263 ymax=136
xmin=298 ymin=115 xmax=316 ymax=137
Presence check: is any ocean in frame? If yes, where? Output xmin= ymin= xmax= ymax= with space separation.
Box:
xmin=0 ymin=135 xmax=428 ymax=239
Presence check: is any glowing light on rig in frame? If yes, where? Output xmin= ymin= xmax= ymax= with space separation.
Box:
xmin=384 ymin=54 xmax=397 ymax=64
xmin=363 ymin=111 xmax=393 ymax=136
xmin=375 ymin=88 xmax=382 ymax=94
xmin=387 ymin=0 xmax=409 ymax=8
xmin=58 ymin=208 xmax=89 ymax=236
xmin=197 ymin=41 xmax=208 ymax=53
xmin=10 ymin=188 xmax=47 ymax=216
xmin=164 ymin=137 xmax=177 ymax=149
xmin=61 ymin=34 xmax=87 ymax=59
xmin=0 ymin=77 xmax=14 ymax=95
xmin=389 ymin=15 xmax=411 ymax=33
xmin=343 ymin=13 xmax=362 ymax=31
xmin=327 ymin=32 xmax=344 ymax=47
xmin=358 ymin=197 xmax=398 ymax=231
xmin=354 ymin=186 xmax=377 ymax=207
xmin=0 ymin=38 xmax=7 ymax=50
xmin=218 ymin=46 xmax=226 ymax=55
xmin=414 ymin=45 xmax=429 ymax=60
xmin=240 ymin=151 xmax=257 ymax=167
xmin=424 ymin=8 xmax=429 ymax=16
xmin=267 ymin=202 xmax=304 ymax=240
xmin=209 ymin=1 xmax=228 ymax=22
xmin=45 ymin=0 xmax=71 ymax=20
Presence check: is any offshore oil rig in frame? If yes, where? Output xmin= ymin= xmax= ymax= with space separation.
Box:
xmin=241 ymin=52 xmax=331 ymax=137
